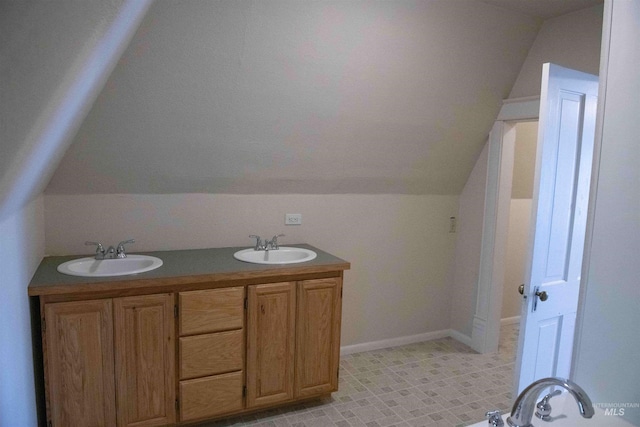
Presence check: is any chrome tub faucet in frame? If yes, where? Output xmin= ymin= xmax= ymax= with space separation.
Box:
xmin=507 ymin=377 xmax=594 ymax=427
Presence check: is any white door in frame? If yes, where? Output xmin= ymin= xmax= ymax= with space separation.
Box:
xmin=514 ymin=63 xmax=598 ymax=393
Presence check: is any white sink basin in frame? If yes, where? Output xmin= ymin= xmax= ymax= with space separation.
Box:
xmin=57 ymin=255 xmax=163 ymax=277
xmin=233 ymin=247 xmax=317 ymax=265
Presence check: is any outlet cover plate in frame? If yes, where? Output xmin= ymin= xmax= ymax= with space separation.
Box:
xmin=285 ymin=213 xmax=302 ymax=225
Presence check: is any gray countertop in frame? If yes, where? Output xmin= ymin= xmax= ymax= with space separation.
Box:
xmin=29 ymin=244 xmax=350 ymax=296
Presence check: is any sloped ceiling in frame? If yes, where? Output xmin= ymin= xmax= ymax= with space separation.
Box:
xmin=46 ymin=0 xmax=542 ymax=196
xmin=479 ymin=0 xmax=602 ymax=20
xmin=0 ymin=0 xmax=151 ymax=219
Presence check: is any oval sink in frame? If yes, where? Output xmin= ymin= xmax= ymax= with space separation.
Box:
xmin=57 ymin=255 xmax=163 ymax=277
xmin=233 ymin=247 xmax=317 ymax=265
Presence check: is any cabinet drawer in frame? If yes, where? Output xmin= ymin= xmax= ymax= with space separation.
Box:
xmin=180 ymin=287 xmax=244 ymax=335
xmin=179 ymin=371 xmax=244 ymax=421
xmin=180 ymin=330 xmax=244 ymax=380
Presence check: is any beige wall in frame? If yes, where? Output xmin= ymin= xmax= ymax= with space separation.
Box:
xmin=501 ymin=199 xmax=532 ymax=320
xmin=511 ymin=121 xmax=538 ymax=199
xmin=501 ymin=122 xmax=537 ymax=320
xmin=449 ymin=143 xmax=489 ymax=337
xmin=509 ymin=4 xmax=603 ymax=98
xmin=45 ymin=194 xmax=458 ymax=347
xmin=0 ymin=197 xmax=45 ymax=426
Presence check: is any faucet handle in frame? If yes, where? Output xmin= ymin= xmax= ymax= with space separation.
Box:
xmin=86 ymin=241 xmax=106 ymax=260
xmin=249 ymin=235 xmax=263 ymax=250
xmin=270 ymin=234 xmax=285 ymax=249
xmin=486 ymin=410 xmax=504 ymax=426
xmin=536 ymin=390 xmax=562 ymax=421
xmin=85 ymin=241 xmax=104 ymax=250
xmin=116 ymin=239 xmax=135 ymax=258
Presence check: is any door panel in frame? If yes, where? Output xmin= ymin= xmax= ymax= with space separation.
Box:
xmin=114 ymin=294 xmax=175 ymax=427
xmin=515 ymin=63 xmax=598 ymax=392
xmin=295 ymin=278 xmax=342 ymax=398
xmin=45 ymin=299 xmax=116 ymax=427
xmin=246 ymin=282 xmax=296 ymax=408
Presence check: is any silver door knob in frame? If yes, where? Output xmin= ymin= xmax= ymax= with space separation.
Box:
xmin=535 ymin=290 xmax=549 ymax=301
xmin=518 ymin=284 xmax=525 ymax=295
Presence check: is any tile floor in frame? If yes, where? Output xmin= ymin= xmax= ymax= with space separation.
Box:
xmin=199 ymin=324 xmax=519 ymax=427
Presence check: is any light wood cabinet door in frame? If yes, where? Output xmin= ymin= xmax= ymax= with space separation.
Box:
xmin=295 ymin=278 xmax=342 ymax=398
xmin=45 ymin=299 xmax=116 ymax=427
xmin=114 ymin=294 xmax=175 ymax=427
xmin=246 ymin=282 xmax=296 ymax=408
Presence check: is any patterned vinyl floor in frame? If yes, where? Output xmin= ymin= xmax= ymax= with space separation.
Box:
xmin=198 ymin=323 xmax=520 ymax=427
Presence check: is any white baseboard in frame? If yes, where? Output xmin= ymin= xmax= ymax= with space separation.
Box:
xmin=340 ymin=329 xmax=473 ymax=356
xmin=447 ymin=328 xmax=474 ymax=348
xmin=340 ymin=330 xmax=449 ymax=356
xmin=501 ymin=316 xmax=521 ymax=326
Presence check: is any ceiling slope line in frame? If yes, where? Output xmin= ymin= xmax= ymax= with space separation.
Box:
xmin=0 ymin=0 xmax=153 ymax=221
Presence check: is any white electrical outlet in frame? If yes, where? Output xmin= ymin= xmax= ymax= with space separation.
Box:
xmin=285 ymin=213 xmax=302 ymax=225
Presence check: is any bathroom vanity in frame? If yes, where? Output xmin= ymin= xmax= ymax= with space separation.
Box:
xmin=28 ymin=244 xmax=350 ymax=427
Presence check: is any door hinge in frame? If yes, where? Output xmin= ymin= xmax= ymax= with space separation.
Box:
xmin=244 ymin=297 xmax=248 ymax=310
xmin=242 ymin=385 xmax=247 ymax=397
xmin=174 ymin=304 xmax=178 ymax=318
xmin=175 ymin=398 xmax=179 ymax=412
xmin=42 ymin=317 xmax=46 ymax=333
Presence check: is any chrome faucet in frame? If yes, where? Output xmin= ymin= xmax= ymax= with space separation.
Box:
xmin=507 ymin=377 xmax=594 ymax=427
xmin=249 ymin=234 xmax=285 ymax=251
xmin=85 ymin=239 xmax=135 ymax=260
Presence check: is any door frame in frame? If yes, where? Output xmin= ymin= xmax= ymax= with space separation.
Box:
xmin=471 ymin=96 xmax=540 ymax=354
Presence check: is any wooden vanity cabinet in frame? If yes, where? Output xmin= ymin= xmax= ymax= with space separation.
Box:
xmin=36 ymin=258 xmax=346 ymax=426
xmin=44 ymin=294 xmax=175 ymax=427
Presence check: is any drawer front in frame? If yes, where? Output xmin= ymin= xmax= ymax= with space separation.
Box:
xmin=180 ymin=330 xmax=244 ymax=380
xmin=179 ymin=287 xmax=244 ymax=335
xmin=179 ymin=371 xmax=244 ymax=421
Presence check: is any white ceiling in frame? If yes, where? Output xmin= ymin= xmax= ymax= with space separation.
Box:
xmin=479 ymin=0 xmax=603 ymax=20
xmin=45 ymin=1 xmax=565 ymax=195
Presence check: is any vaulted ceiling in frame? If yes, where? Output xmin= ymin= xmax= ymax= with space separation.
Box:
xmin=42 ymin=1 xmax=586 ymax=196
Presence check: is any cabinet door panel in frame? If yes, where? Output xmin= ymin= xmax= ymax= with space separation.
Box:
xmin=246 ymin=282 xmax=296 ymax=408
xmin=114 ymin=294 xmax=175 ymax=427
xmin=45 ymin=299 xmax=116 ymax=427
xmin=295 ymin=278 xmax=342 ymax=398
